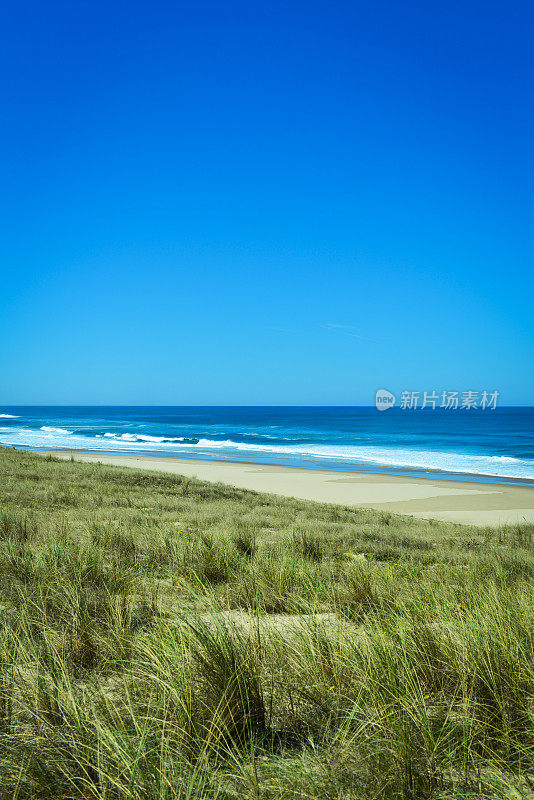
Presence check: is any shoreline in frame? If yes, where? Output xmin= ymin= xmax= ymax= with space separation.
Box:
xmin=8 ymin=444 xmax=534 ymax=486
xmin=50 ymin=450 xmax=534 ymax=526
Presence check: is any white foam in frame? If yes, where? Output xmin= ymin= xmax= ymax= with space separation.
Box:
xmin=0 ymin=414 xmax=18 ymax=418
xmin=0 ymin=426 xmax=532 ymax=480
xmin=102 ymin=432 xmax=198 ymax=443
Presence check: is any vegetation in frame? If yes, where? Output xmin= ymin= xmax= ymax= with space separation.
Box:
xmin=0 ymin=447 xmax=533 ymax=798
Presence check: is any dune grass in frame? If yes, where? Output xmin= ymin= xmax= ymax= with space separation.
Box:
xmin=0 ymin=447 xmax=534 ymax=798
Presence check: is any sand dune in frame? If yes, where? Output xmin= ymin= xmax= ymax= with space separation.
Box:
xmin=52 ymin=452 xmax=534 ymax=526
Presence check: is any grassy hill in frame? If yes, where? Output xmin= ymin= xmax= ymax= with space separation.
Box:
xmin=0 ymin=447 xmax=533 ymax=798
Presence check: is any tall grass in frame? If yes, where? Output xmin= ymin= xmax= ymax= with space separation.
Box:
xmin=0 ymin=447 xmax=533 ymax=797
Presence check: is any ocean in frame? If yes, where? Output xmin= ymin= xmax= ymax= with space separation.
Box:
xmin=0 ymin=406 xmax=533 ymax=485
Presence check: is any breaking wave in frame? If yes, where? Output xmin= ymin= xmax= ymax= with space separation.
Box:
xmin=101 ymin=433 xmax=199 ymax=444
xmin=0 ymin=422 xmax=532 ymax=480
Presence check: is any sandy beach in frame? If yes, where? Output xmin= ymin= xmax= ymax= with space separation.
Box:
xmin=53 ymin=452 xmax=534 ymax=526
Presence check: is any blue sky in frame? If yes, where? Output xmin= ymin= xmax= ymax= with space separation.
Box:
xmin=1 ymin=0 xmax=533 ymax=405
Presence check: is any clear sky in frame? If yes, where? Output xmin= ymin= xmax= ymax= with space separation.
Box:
xmin=1 ymin=1 xmax=533 ymax=405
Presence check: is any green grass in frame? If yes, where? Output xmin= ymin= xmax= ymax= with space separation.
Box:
xmin=0 ymin=447 xmax=534 ymax=798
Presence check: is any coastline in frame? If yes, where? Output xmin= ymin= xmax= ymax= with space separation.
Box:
xmin=51 ymin=450 xmax=534 ymax=526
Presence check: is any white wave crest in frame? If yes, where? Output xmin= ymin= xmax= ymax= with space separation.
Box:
xmin=102 ymin=432 xmax=197 ymax=443
xmin=0 ymin=425 xmax=532 ymax=481
xmin=0 ymin=414 xmax=18 ymax=418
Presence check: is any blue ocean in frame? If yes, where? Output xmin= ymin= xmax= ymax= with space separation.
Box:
xmin=0 ymin=406 xmax=533 ymax=485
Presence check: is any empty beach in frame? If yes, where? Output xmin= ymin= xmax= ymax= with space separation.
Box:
xmin=54 ymin=451 xmax=534 ymax=526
